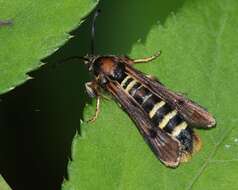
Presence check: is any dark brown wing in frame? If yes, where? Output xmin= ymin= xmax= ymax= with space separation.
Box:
xmin=106 ymin=80 xmax=181 ymax=167
xmin=125 ymin=65 xmax=216 ymax=128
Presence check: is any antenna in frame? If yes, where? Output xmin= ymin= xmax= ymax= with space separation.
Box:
xmin=56 ymin=10 xmax=101 ymax=67
xmin=59 ymin=56 xmax=88 ymax=64
xmin=91 ymin=9 xmax=101 ymax=55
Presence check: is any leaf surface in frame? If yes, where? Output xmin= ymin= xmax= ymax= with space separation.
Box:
xmin=0 ymin=0 xmax=97 ymax=94
xmin=0 ymin=176 xmax=11 ymax=190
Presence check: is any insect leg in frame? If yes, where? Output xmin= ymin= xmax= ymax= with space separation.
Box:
xmin=87 ymin=96 xmax=100 ymax=123
xmin=85 ymin=81 xmax=98 ymax=98
xmin=85 ymin=81 xmax=102 ymax=123
xmin=133 ymin=51 xmax=161 ymax=64
xmin=85 ymin=81 xmax=110 ymax=100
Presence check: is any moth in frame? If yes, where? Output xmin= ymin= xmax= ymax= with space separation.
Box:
xmin=66 ymin=10 xmax=216 ymax=167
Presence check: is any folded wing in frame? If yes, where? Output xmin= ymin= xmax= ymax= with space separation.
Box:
xmin=106 ymin=80 xmax=181 ymax=167
xmin=125 ymin=65 xmax=216 ymax=129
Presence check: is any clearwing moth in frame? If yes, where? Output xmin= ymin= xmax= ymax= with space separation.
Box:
xmin=63 ymin=10 xmax=216 ymax=167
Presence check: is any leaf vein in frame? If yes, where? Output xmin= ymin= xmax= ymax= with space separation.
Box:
xmin=186 ymin=125 xmax=234 ymax=190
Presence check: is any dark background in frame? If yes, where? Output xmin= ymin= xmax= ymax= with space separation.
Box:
xmin=0 ymin=0 xmax=185 ymax=189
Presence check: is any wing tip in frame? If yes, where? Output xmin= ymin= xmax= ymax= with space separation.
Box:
xmin=162 ymin=157 xmax=181 ymax=168
xmin=207 ymin=117 xmax=216 ymax=128
xmin=159 ymin=136 xmax=182 ymax=168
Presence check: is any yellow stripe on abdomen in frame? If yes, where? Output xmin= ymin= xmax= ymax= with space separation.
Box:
xmin=125 ymin=80 xmax=137 ymax=92
xmin=120 ymin=76 xmax=131 ymax=87
xmin=158 ymin=110 xmax=177 ymax=129
xmin=149 ymin=101 xmax=166 ymax=118
xmin=171 ymin=122 xmax=188 ymax=137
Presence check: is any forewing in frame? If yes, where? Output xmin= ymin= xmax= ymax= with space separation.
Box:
xmin=106 ymin=80 xmax=181 ymax=167
xmin=125 ymin=65 xmax=216 ymax=128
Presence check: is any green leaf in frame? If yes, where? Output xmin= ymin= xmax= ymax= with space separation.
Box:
xmin=63 ymin=0 xmax=238 ymax=189
xmin=0 ymin=0 xmax=98 ymax=94
xmin=0 ymin=175 xmax=11 ymax=190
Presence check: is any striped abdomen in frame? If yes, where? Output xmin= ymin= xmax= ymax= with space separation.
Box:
xmin=119 ymin=74 xmax=197 ymax=154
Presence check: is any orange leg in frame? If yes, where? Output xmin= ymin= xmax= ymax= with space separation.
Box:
xmin=133 ymin=51 xmax=161 ymax=64
xmin=85 ymin=81 xmax=101 ymax=123
xmin=87 ymin=96 xmax=100 ymax=123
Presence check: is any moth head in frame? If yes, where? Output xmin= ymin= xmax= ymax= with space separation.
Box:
xmin=89 ymin=56 xmax=126 ymax=84
xmin=83 ymin=54 xmax=100 ymax=71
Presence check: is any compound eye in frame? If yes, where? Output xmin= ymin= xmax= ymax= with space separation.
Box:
xmin=92 ymin=60 xmax=101 ymax=76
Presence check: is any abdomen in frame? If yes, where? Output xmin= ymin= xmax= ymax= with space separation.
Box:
xmin=119 ymin=74 xmax=201 ymax=159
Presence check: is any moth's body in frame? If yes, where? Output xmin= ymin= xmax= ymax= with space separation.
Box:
xmin=83 ymin=54 xmax=215 ymax=167
xmin=119 ymin=73 xmax=196 ymax=155
xmin=73 ymin=10 xmax=216 ymax=168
